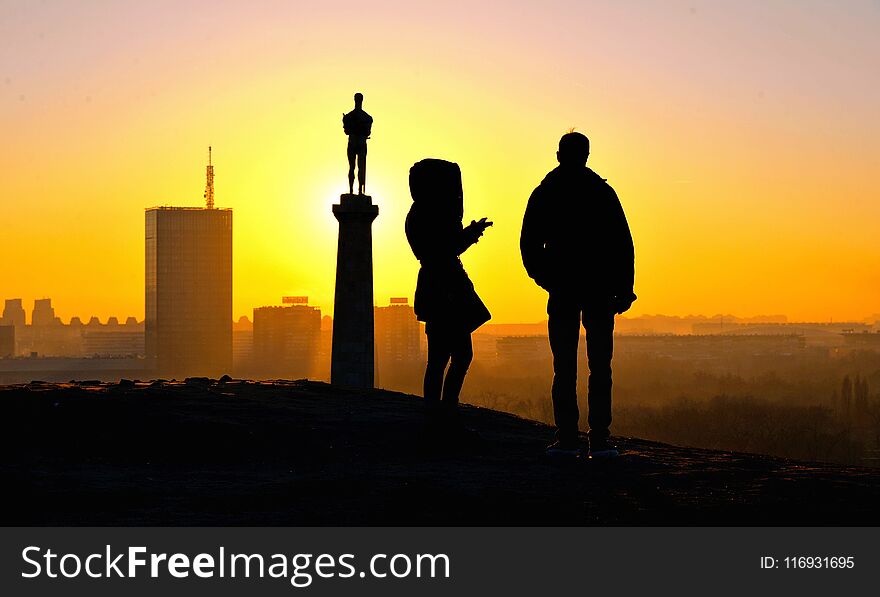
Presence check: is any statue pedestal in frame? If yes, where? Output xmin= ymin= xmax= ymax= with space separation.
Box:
xmin=331 ymin=194 xmax=379 ymax=388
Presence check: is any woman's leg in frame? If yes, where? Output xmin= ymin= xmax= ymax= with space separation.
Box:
xmin=424 ymin=328 xmax=452 ymax=405
xmin=441 ymin=331 xmax=473 ymax=407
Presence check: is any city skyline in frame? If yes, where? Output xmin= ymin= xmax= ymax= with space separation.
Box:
xmin=2 ymin=2 xmax=879 ymax=323
xmin=2 ymin=293 xmax=880 ymax=328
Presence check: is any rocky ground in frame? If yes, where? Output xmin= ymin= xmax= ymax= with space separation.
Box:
xmin=1 ymin=378 xmax=878 ymax=525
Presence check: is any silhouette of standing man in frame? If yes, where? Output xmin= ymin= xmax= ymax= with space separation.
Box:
xmin=521 ymin=132 xmax=636 ymax=458
xmin=342 ymin=92 xmax=373 ymax=195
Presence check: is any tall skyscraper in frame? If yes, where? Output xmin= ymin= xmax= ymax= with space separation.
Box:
xmin=145 ymin=149 xmax=232 ymax=377
xmin=145 ymin=207 xmax=232 ymax=377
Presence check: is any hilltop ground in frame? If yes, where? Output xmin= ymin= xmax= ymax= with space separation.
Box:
xmin=1 ymin=378 xmax=878 ymax=525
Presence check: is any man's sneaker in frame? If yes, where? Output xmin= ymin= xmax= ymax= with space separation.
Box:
xmin=588 ymin=438 xmax=619 ymax=458
xmin=545 ymin=440 xmax=583 ymax=458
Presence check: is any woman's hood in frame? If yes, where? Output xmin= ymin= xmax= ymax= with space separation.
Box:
xmin=409 ymin=158 xmax=464 ymax=220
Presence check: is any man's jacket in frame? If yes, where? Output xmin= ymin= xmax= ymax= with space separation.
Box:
xmin=520 ymin=165 xmax=634 ymax=300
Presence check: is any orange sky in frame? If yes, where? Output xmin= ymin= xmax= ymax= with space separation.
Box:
xmin=1 ymin=1 xmax=879 ymax=324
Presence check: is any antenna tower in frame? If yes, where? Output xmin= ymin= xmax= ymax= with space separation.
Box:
xmin=204 ymin=146 xmax=215 ymax=209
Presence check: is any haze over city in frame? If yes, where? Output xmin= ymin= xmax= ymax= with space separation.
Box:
xmin=2 ymin=0 xmax=879 ymax=323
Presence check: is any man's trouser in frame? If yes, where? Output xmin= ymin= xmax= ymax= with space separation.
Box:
xmin=547 ymin=293 xmax=615 ymax=444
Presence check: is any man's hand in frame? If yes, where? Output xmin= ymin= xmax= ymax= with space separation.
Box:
xmin=611 ymin=292 xmax=637 ymax=314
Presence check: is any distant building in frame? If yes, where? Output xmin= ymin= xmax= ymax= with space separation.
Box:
xmin=18 ymin=298 xmax=79 ymax=356
xmin=374 ymin=298 xmax=421 ymax=367
xmin=81 ymin=317 xmax=145 ymax=357
xmin=145 ymin=206 xmax=233 ymax=377
xmin=0 ymin=326 xmax=14 ymax=358
xmin=1 ymin=298 xmax=26 ymax=327
xmin=839 ymin=331 xmax=880 ymax=354
xmin=1 ymin=297 xmax=144 ymax=358
xmin=691 ymin=321 xmax=869 ymax=336
xmin=615 ymin=334 xmax=806 ymax=361
xmin=496 ymin=336 xmax=552 ymax=367
xmin=472 ymin=333 xmax=498 ymax=366
xmin=373 ymin=298 xmax=422 ymax=389
xmin=232 ymin=316 xmax=254 ymax=373
xmin=253 ymin=298 xmax=322 ymax=379
xmin=81 ymin=332 xmax=144 ymax=357
xmin=314 ymin=315 xmax=334 ymax=382
xmin=31 ymin=298 xmax=57 ymax=327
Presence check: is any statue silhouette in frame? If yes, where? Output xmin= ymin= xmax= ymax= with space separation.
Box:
xmin=406 ymin=158 xmax=492 ymax=430
xmin=342 ymin=92 xmax=373 ymax=195
xmin=520 ymin=132 xmax=636 ymax=458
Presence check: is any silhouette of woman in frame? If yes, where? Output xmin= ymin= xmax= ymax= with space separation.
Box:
xmin=406 ymin=159 xmax=492 ymax=427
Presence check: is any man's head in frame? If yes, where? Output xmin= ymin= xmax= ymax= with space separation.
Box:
xmin=354 ymin=92 xmax=364 ymax=108
xmin=557 ymin=132 xmax=590 ymax=167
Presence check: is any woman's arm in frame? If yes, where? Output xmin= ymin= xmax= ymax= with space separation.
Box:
xmin=455 ymin=219 xmax=491 ymax=255
xmin=409 ymin=210 xmax=490 ymax=262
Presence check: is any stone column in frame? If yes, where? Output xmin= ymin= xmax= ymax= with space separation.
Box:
xmin=331 ymin=193 xmax=379 ymax=388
